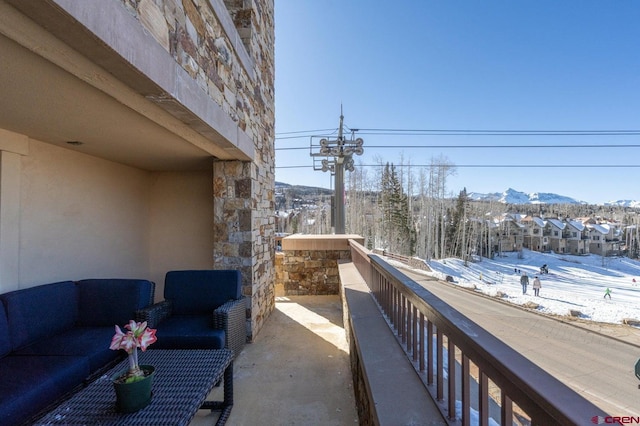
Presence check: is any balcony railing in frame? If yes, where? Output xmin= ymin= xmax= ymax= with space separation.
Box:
xmin=349 ymin=240 xmax=608 ymax=426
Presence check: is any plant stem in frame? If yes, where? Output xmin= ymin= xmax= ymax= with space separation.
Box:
xmin=128 ymin=350 xmax=142 ymax=377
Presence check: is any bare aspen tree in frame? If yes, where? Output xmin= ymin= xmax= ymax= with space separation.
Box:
xmin=416 ymin=168 xmax=429 ymax=260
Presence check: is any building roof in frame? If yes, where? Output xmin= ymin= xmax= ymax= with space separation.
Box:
xmin=587 ymin=223 xmax=609 ymax=234
xmin=532 ymin=217 xmax=546 ymax=228
xmin=566 ymin=220 xmax=586 ymax=232
xmin=547 ymin=218 xmax=566 ymax=230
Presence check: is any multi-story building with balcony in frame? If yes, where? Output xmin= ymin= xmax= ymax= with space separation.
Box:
xmin=586 ymin=222 xmax=624 ymax=256
xmin=546 ymin=218 xmax=567 ymax=253
xmin=522 ymin=216 xmax=549 ymax=252
xmin=564 ymin=219 xmax=590 ymax=255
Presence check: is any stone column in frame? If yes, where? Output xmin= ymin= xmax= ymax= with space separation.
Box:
xmin=213 ymin=160 xmax=274 ymax=341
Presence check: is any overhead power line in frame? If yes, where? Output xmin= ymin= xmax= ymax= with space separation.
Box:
xmin=276 ymin=164 xmax=640 ymax=169
xmin=275 ymin=128 xmax=339 ymax=136
xmin=276 ymin=143 xmax=640 ymax=151
xmin=354 ymin=128 xmax=640 ymax=134
xmin=275 ymin=128 xmax=640 ymax=141
xmin=275 ymin=126 xmax=640 ymax=170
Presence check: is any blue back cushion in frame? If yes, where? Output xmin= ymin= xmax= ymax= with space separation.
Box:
xmin=164 ymin=270 xmax=241 ymax=315
xmin=76 ymin=279 xmax=155 ymax=326
xmin=1 ymin=281 xmax=78 ymax=350
xmin=0 ymin=302 xmax=10 ymax=357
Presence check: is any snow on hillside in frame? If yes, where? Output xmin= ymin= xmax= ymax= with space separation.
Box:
xmin=605 ymin=200 xmax=640 ymax=208
xmin=468 ymin=188 xmax=587 ymax=204
xmin=409 ymin=250 xmax=640 ymax=325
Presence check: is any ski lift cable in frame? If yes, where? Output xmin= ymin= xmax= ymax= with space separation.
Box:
xmin=275 ymin=143 xmax=640 ymax=151
xmin=275 ymin=164 xmax=640 ymax=169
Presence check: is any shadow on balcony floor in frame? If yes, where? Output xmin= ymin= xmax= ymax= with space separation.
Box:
xmin=191 ymin=295 xmax=358 ymax=425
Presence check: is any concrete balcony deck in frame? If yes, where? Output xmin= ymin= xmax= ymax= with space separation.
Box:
xmin=191 ymin=295 xmax=358 ymax=425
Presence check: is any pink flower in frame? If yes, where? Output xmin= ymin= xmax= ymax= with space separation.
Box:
xmin=110 ymin=325 xmax=136 ymax=353
xmin=138 ymin=327 xmax=157 ymax=351
xmin=122 ymin=320 xmax=157 ymax=351
xmin=126 ymin=320 xmax=146 ymax=336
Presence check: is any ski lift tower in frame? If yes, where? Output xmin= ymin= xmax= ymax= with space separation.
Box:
xmin=310 ymin=109 xmax=364 ymax=234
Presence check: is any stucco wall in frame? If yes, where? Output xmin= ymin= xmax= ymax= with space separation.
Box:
xmin=19 ymin=140 xmax=152 ymax=287
xmin=7 ymin=138 xmax=215 ymax=294
xmin=149 ymin=169 xmax=214 ymax=298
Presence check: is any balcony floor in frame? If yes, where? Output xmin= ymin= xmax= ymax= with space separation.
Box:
xmin=191 ymin=295 xmax=359 ymax=425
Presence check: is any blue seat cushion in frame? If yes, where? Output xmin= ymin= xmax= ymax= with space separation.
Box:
xmin=1 ymin=281 xmax=77 ymax=351
xmin=0 ymin=302 xmax=11 ymax=357
xmin=0 ymin=355 xmax=89 ymax=426
xmin=164 ymin=270 xmax=241 ymax=315
xmin=152 ymin=316 xmax=226 ymax=349
xmin=76 ymin=279 xmax=154 ymax=327
xmin=13 ymin=326 xmax=119 ymax=373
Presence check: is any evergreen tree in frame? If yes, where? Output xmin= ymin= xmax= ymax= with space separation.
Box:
xmin=448 ymin=188 xmax=470 ymax=258
xmin=378 ymin=162 xmax=416 ymax=255
xmin=378 ymin=163 xmax=394 ymax=251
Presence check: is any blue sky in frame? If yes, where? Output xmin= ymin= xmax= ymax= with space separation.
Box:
xmin=274 ymin=1 xmax=640 ymax=204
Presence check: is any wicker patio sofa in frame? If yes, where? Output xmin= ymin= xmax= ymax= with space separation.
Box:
xmin=0 ymin=279 xmax=155 ymax=425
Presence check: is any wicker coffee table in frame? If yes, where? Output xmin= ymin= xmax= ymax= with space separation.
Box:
xmin=33 ymin=349 xmax=233 ymax=425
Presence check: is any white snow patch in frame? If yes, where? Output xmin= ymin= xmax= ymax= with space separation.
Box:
xmin=393 ymin=250 xmax=640 ymax=325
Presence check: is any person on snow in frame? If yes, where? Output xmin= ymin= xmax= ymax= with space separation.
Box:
xmin=520 ymin=272 xmax=529 ymax=294
xmin=532 ymin=276 xmax=541 ymax=296
xmin=604 ymin=287 xmax=612 ymax=299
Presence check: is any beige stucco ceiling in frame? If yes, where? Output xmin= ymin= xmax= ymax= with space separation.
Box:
xmin=0 ymin=31 xmax=218 ymax=172
xmin=0 ymin=0 xmax=256 ymax=172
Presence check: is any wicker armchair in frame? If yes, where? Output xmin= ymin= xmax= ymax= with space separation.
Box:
xmin=136 ymin=270 xmax=246 ymax=359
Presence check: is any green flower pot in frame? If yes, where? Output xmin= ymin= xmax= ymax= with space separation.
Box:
xmin=112 ymin=365 xmax=155 ymax=413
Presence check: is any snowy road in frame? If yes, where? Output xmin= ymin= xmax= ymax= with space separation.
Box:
xmin=401 ymin=267 xmax=640 ymax=418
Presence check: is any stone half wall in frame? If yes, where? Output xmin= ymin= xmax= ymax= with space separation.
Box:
xmin=278 ymin=235 xmax=365 ymax=296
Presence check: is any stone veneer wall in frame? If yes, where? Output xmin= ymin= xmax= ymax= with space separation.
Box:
xmin=121 ymin=0 xmax=275 ymax=340
xmin=343 ymin=300 xmax=374 ymax=426
xmin=274 ymin=252 xmax=284 ymax=295
xmin=213 ymin=160 xmax=275 ymax=340
xmin=281 ymin=249 xmax=351 ymax=295
xmin=278 ymin=235 xmax=364 ymax=296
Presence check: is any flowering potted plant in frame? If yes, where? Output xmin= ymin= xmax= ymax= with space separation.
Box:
xmin=109 ymin=320 xmax=157 ymax=412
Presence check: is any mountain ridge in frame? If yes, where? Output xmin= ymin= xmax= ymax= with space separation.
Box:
xmin=468 ymin=188 xmax=640 ymax=206
xmin=468 ymin=188 xmax=585 ymax=205
xmin=276 ymin=182 xmax=639 ymax=206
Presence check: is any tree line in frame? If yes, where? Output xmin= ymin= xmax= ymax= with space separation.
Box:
xmin=278 ymin=158 xmax=640 ymax=260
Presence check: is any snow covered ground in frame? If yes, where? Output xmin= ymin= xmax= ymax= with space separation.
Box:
xmin=405 ymin=250 xmax=640 ymax=325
